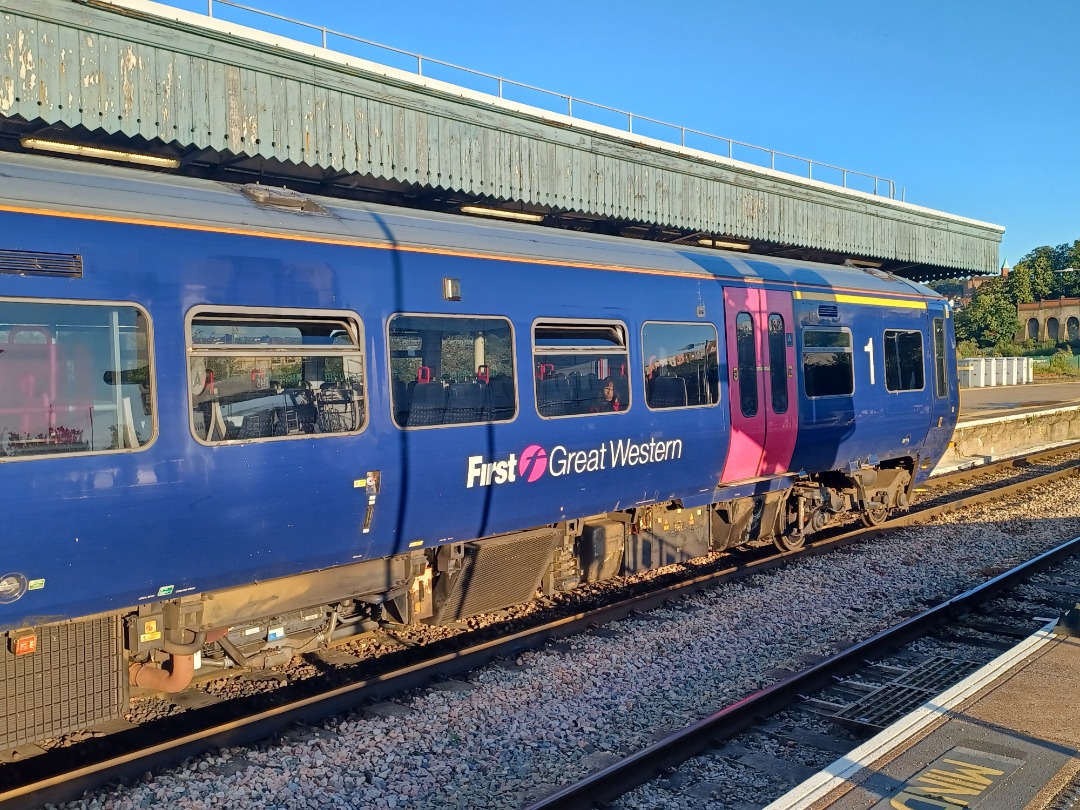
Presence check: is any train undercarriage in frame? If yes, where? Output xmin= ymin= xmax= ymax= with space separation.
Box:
xmin=2 ymin=461 xmax=915 ymax=751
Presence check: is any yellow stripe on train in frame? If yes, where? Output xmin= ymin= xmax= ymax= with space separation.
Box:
xmin=794 ymin=290 xmax=928 ymax=309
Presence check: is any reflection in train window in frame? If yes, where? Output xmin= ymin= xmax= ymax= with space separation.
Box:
xmin=735 ymin=312 xmax=758 ymax=417
xmin=389 ymin=314 xmax=515 ymax=428
xmin=884 ymin=329 xmax=925 ymax=392
xmin=768 ymin=314 xmax=789 ymax=414
xmin=188 ymin=310 xmax=365 ymax=443
xmin=642 ymin=322 xmax=718 ymax=409
xmin=0 ymin=300 xmax=154 ymax=460
xmin=933 ymin=318 xmax=948 ymax=398
xmin=533 ymin=321 xmax=629 ymax=417
xmin=802 ymin=327 xmax=853 ymax=398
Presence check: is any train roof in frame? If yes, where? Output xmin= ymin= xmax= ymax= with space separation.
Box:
xmin=0 ymin=152 xmax=939 ymax=301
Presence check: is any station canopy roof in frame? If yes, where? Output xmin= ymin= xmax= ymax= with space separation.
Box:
xmin=0 ymin=0 xmax=1003 ymax=282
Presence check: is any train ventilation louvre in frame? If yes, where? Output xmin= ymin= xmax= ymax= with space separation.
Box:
xmin=0 ymin=249 xmax=83 ymax=278
xmin=433 ymin=529 xmax=562 ymax=624
xmin=0 ymin=616 xmax=126 ymax=749
xmin=817 ymin=304 xmax=839 ymax=318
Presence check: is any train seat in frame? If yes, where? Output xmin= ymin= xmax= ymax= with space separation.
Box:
xmin=406 ymin=382 xmax=447 ymax=427
xmin=538 ymin=376 xmax=571 ymax=417
xmin=650 ymin=375 xmax=687 ymax=408
xmin=488 ymin=374 xmax=514 ymax=420
xmin=613 ymin=375 xmax=629 ymax=408
xmin=446 ymin=382 xmax=487 ymax=423
xmin=238 ymin=410 xmax=274 ymax=439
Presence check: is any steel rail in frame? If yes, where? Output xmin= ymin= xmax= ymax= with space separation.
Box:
xmin=5 ymin=466 xmax=1078 ymax=808
xmin=521 ymin=532 xmax=1080 ymax=810
xmin=926 ymin=440 xmax=1080 ymax=489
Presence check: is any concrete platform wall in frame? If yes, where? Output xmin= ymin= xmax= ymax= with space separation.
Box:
xmin=939 ymin=406 xmax=1080 ymax=469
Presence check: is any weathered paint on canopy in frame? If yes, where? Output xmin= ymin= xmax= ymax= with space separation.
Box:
xmin=0 ymin=0 xmax=1003 ymax=274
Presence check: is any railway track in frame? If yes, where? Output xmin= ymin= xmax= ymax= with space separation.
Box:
xmin=520 ymin=540 xmax=1080 ymax=810
xmin=6 ymin=447 xmax=1080 ymax=809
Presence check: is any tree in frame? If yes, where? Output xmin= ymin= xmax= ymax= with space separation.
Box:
xmin=1014 ymin=245 xmax=1071 ymax=300
xmin=1069 ymin=239 xmax=1080 ymax=270
xmin=1006 ymin=265 xmax=1035 ymax=304
xmin=1016 ymin=244 xmax=1072 ymax=273
xmin=954 ymin=277 xmax=1020 ymax=348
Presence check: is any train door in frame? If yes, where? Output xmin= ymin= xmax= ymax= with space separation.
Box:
xmin=924 ymin=301 xmax=959 ymax=467
xmin=759 ymin=290 xmax=798 ymax=474
xmin=720 ymin=287 xmax=798 ymax=481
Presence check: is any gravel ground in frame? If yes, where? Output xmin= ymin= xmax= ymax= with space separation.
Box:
xmin=52 ymin=477 xmax=1080 ymax=810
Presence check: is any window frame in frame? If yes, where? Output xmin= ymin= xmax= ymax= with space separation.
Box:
xmin=801 ymin=326 xmax=854 ymax=399
xmin=186 ymin=305 xmax=367 ymax=446
xmin=640 ymin=320 xmax=720 ymax=411
xmin=933 ymin=318 xmax=948 ymax=399
xmin=0 ymin=295 xmax=157 ymax=461
xmin=882 ymin=328 xmax=926 ymax=394
xmin=767 ymin=312 xmax=789 ymax=415
xmin=387 ymin=311 xmax=518 ymax=430
xmin=532 ymin=317 xmax=631 ymax=419
xmin=735 ymin=311 xmax=758 ymax=417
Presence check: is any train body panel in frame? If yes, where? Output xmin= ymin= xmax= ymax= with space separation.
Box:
xmin=0 ymin=152 xmax=960 ymax=747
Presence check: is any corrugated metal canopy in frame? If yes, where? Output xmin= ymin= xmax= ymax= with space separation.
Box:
xmin=0 ymin=0 xmax=1002 ymax=280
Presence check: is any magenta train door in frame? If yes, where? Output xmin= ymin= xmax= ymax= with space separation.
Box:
xmin=720 ymin=287 xmax=798 ymax=482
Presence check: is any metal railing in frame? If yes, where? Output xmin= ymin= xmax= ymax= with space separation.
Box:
xmin=204 ymin=0 xmax=898 ymax=199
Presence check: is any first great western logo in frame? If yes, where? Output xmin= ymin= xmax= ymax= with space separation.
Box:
xmin=466 ymin=437 xmax=683 ymax=488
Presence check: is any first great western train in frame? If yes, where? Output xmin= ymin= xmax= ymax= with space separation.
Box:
xmin=0 ymin=151 xmax=958 ymax=748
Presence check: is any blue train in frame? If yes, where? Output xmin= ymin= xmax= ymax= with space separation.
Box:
xmin=0 ymin=151 xmax=957 ymax=748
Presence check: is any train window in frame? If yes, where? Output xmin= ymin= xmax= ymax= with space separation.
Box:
xmin=0 ymin=300 xmax=154 ymax=460
xmin=933 ymin=319 xmax=948 ymax=398
xmin=768 ymin=314 xmax=788 ymax=414
xmin=884 ymin=329 xmax=925 ymax=392
xmin=389 ymin=314 xmax=515 ymax=428
xmin=642 ymin=322 xmax=718 ymax=409
xmin=735 ymin=313 xmax=758 ymax=417
xmin=802 ymin=328 xmax=853 ymax=398
xmin=533 ymin=321 xmax=629 ymax=417
xmin=188 ymin=309 xmax=366 ymax=443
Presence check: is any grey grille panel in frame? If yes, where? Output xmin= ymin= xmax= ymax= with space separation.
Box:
xmin=0 ymin=249 xmax=83 ymax=278
xmin=831 ymin=657 xmax=981 ymax=732
xmin=435 ymin=530 xmax=561 ymax=623
xmin=0 ymin=616 xmax=126 ymax=748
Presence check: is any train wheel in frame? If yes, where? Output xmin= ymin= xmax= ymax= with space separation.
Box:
xmin=774 ymin=532 xmax=806 ymax=552
xmin=860 ymin=503 xmax=889 ymax=527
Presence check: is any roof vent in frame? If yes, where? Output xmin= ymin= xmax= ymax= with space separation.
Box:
xmin=0 ymin=249 xmax=82 ymax=278
xmin=817 ymin=304 xmax=839 ymax=319
xmin=241 ymin=184 xmax=329 ymax=215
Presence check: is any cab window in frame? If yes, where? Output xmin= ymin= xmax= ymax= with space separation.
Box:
xmin=884 ymin=329 xmax=925 ymax=392
xmin=802 ymin=328 xmax=853 ymax=398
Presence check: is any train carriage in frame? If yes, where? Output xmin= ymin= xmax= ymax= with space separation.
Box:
xmin=0 ymin=151 xmax=958 ymax=749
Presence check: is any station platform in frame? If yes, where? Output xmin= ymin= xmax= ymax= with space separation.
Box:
xmin=934 ymin=381 xmax=1080 ymax=473
xmin=765 ymin=623 xmax=1080 ymax=809
xmin=959 ymin=381 xmax=1080 ymax=423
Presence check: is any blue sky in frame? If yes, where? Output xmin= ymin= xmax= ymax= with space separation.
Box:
xmin=157 ymin=0 xmax=1079 ymax=271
